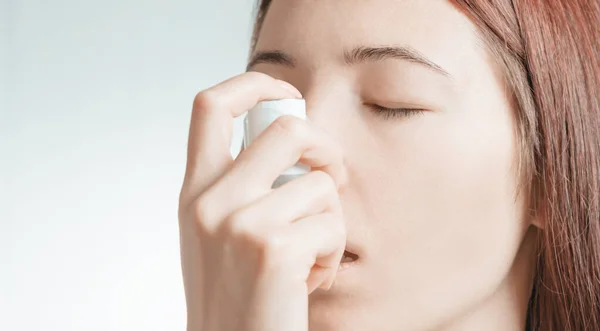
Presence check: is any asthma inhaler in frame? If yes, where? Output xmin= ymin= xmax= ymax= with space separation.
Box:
xmin=243 ymin=99 xmax=310 ymax=188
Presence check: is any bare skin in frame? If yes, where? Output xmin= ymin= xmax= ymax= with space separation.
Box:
xmin=178 ymin=1 xmax=538 ymax=331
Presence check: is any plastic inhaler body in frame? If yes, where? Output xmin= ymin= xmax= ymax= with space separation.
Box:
xmin=243 ymin=99 xmax=310 ymax=188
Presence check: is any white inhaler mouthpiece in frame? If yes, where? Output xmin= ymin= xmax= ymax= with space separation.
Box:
xmin=243 ymin=99 xmax=310 ymax=188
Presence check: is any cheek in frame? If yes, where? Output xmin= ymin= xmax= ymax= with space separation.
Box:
xmin=362 ymin=105 xmax=519 ymax=230
xmin=406 ymin=111 xmax=524 ymax=259
xmin=355 ymin=102 xmax=526 ymax=299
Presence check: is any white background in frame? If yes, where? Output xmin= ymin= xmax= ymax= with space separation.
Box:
xmin=2 ymin=0 xmax=256 ymax=330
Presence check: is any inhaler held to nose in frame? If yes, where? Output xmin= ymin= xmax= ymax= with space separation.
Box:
xmin=243 ymin=99 xmax=310 ymax=188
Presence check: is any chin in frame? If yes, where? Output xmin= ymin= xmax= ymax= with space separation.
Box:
xmin=308 ymin=290 xmax=365 ymax=331
xmin=308 ymin=308 xmax=356 ymax=331
xmin=308 ymin=289 xmax=428 ymax=331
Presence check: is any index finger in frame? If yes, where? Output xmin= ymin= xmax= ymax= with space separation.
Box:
xmin=182 ymin=72 xmax=302 ymax=197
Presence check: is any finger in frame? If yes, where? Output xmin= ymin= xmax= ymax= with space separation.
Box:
xmin=206 ymin=117 xmax=346 ymax=222
xmin=183 ymin=72 xmax=302 ymax=197
xmin=218 ymin=170 xmax=341 ymax=233
xmin=284 ymin=212 xmax=346 ymax=293
xmin=219 ymin=211 xmax=345 ymax=292
xmin=219 ymin=116 xmax=346 ymax=200
xmin=306 ymin=265 xmax=331 ymax=294
xmin=239 ymin=116 xmax=346 ymax=189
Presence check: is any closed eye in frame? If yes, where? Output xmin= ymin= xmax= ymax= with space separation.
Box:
xmin=365 ymin=103 xmax=427 ymax=120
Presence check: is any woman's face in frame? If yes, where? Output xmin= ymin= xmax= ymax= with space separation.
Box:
xmin=250 ymin=1 xmax=535 ymax=330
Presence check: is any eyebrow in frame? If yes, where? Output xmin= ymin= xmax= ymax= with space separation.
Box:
xmin=247 ymin=45 xmax=451 ymax=77
xmin=345 ymin=46 xmax=450 ymax=77
xmin=247 ymin=50 xmax=296 ymax=70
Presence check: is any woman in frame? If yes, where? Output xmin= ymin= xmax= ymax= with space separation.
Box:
xmin=177 ymin=1 xmax=600 ymax=330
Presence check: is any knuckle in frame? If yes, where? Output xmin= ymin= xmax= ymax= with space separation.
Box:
xmin=312 ymin=170 xmax=338 ymax=194
xmin=261 ymin=233 xmax=286 ymax=256
xmin=256 ymin=233 xmax=289 ymax=269
xmin=330 ymin=195 xmax=343 ymax=213
xmin=223 ymin=210 xmax=253 ymax=237
xmin=192 ymin=195 xmax=211 ymax=220
xmin=311 ymin=171 xmax=341 ymax=212
xmin=224 ymin=221 xmax=290 ymax=270
xmin=271 ymin=115 xmax=307 ymax=139
xmin=193 ymin=90 xmax=220 ymax=113
xmin=191 ymin=195 xmax=215 ymax=234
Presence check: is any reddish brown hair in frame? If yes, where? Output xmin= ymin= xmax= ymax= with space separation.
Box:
xmin=249 ymin=1 xmax=600 ymax=330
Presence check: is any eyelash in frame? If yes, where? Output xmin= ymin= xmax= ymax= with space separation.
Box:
xmin=367 ymin=104 xmax=427 ymax=120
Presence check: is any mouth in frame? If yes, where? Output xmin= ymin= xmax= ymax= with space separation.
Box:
xmin=339 ymin=249 xmax=359 ymax=271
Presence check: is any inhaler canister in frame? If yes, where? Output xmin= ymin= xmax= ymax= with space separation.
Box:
xmin=243 ymin=99 xmax=310 ymax=188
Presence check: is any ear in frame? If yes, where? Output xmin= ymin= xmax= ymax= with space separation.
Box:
xmin=531 ymin=215 xmax=545 ymax=229
xmin=529 ymin=204 xmax=545 ymax=230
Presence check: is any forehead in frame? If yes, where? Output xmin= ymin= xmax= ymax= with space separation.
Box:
xmin=255 ymin=0 xmax=486 ymax=82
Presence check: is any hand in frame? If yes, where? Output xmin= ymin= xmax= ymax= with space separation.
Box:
xmin=178 ymin=72 xmax=348 ymax=331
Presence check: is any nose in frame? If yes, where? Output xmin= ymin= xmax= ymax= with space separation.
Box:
xmin=302 ymin=89 xmax=356 ymax=189
xmin=302 ymin=87 xmax=354 ymax=140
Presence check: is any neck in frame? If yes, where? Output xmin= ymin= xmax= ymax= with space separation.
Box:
xmin=442 ymin=226 xmax=538 ymax=331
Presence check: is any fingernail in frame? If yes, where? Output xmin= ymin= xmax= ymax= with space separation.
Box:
xmin=325 ymin=274 xmax=336 ymax=290
xmin=321 ymin=272 xmax=336 ymax=291
xmin=278 ymin=80 xmax=302 ymax=98
xmin=315 ymin=270 xmax=330 ymax=292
